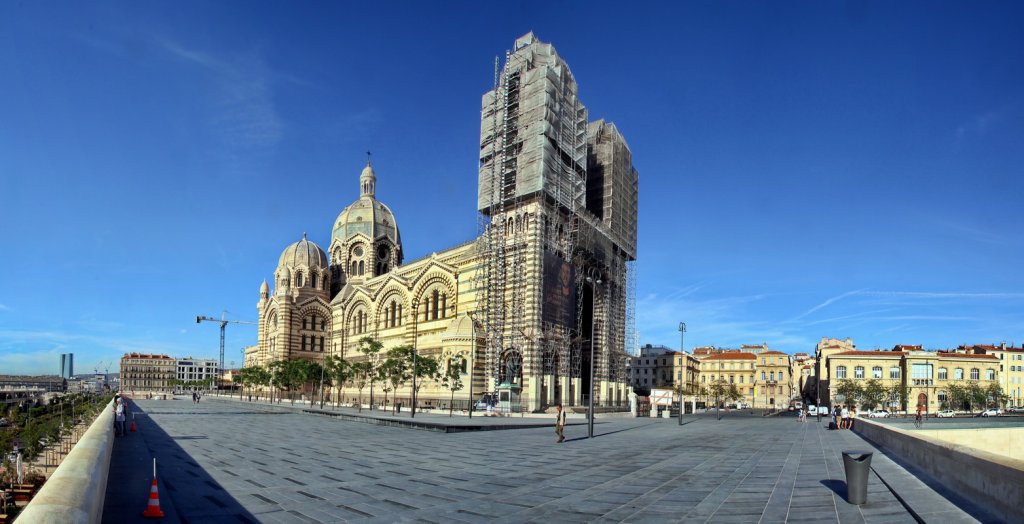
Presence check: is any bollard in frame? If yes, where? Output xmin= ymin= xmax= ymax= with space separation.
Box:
xmin=841 ymin=450 xmax=873 ymax=504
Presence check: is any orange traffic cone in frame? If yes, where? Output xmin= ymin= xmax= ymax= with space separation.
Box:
xmin=130 ymin=415 xmax=137 ymax=433
xmin=141 ymin=477 xmax=165 ymax=518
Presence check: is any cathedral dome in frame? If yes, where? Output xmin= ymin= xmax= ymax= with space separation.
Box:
xmin=278 ymin=234 xmax=328 ymax=270
xmin=332 ymin=162 xmax=401 ymax=246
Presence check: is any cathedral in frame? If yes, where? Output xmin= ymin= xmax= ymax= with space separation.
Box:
xmin=248 ymin=33 xmax=638 ymax=413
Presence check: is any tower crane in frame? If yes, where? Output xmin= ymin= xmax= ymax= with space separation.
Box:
xmin=196 ymin=311 xmax=257 ymax=386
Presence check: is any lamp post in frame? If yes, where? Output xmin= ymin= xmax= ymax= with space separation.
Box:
xmin=586 ymin=275 xmax=602 ymax=438
xmin=678 ymin=322 xmax=686 ymax=353
xmin=411 ymin=299 xmax=419 ymax=418
xmin=468 ymin=310 xmax=477 ymax=419
xmin=678 ymin=322 xmax=686 ymax=426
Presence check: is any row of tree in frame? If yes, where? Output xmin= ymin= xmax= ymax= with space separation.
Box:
xmin=233 ymin=337 xmax=467 ymax=416
xmin=832 ymin=378 xmax=1007 ymax=413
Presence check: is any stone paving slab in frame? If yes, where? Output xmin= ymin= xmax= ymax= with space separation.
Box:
xmin=102 ymin=396 xmax=985 ymax=523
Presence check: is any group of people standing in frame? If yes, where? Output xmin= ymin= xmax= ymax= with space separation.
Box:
xmin=192 ymin=391 xmax=202 ymax=404
xmin=832 ymin=404 xmax=858 ymax=429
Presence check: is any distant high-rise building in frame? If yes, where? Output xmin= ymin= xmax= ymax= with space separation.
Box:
xmin=60 ymin=353 xmax=74 ymax=378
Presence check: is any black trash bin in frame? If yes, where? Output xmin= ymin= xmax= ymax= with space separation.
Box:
xmin=842 ymin=450 xmax=873 ymax=505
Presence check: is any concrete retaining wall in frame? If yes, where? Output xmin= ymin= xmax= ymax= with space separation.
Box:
xmin=855 ymin=418 xmax=1024 ymax=523
xmin=18 ymin=400 xmax=114 ymax=523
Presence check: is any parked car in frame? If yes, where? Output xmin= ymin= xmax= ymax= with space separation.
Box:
xmin=936 ymin=410 xmax=956 ymax=418
xmin=868 ymin=410 xmax=890 ymax=418
xmin=980 ymin=408 xmax=1002 ymax=417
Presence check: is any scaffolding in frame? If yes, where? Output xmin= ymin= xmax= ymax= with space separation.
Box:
xmin=476 ymin=33 xmax=636 ymax=410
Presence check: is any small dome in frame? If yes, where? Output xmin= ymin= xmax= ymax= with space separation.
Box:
xmin=260 ymin=280 xmax=269 ymax=294
xmin=442 ymin=313 xmax=479 ymax=341
xmin=278 ymin=233 xmax=328 ymax=269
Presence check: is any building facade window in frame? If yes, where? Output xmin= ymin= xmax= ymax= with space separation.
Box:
xmin=854 ymin=366 xmax=864 ymax=379
xmin=970 ymin=368 xmax=980 ymax=380
xmin=938 ymin=368 xmax=948 ymax=380
xmin=890 ymin=367 xmax=901 ymax=379
xmin=873 ymin=366 xmax=883 ymax=379
xmin=954 ymin=368 xmax=964 ymax=380
xmin=836 ymin=366 xmax=847 ymax=379
xmin=986 ymin=369 xmax=995 ymax=380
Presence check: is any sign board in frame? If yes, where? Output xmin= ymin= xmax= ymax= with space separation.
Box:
xmin=650 ymin=389 xmax=674 ymax=407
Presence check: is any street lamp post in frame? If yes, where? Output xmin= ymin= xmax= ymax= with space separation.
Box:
xmin=412 ymin=299 xmax=419 ymax=418
xmin=678 ymin=322 xmax=686 ymax=426
xmin=468 ymin=310 xmax=477 ymax=419
xmin=586 ymin=275 xmax=602 ymax=438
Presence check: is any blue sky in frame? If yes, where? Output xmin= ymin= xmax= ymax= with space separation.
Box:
xmin=2 ymin=2 xmax=1023 ymax=375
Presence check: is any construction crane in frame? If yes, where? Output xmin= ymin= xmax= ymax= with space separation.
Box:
xmin=196 ymin=311 xmax=257 ymax=385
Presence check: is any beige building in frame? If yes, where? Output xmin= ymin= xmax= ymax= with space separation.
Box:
xmin=699 ymin=352 xmax=757 ymax=407
xmin=755 ymin=350 xmax=793 ymax=409
xmin=626 ymin=345 xmax=699 ymax=396
xmin=825 ymin=347 xmax=1000 ymax=413
xmin=251 ymin=34 xmax=638 ymax=413
xmin=964 ymin=343 xmax=1024 ymax=409
xmin=120 ymin=353 xmax=176 ymax=393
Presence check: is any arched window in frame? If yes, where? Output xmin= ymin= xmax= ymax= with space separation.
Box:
xmin=954 ymin=368 xmax=964 ymax=380
xmin=431 ymin=290 xmax=440 ymax=320
xmin=358 ymin=261 xmax=365 ymax=276
xmin=761 ymin=371 xmax=766 ymax=380
xmin=854 ymin=366 xmax=864 ymax=379
xmin=836 ymin=366 xmax=847 ymax=379
xmin=938 ymin=368 xmax=948 ymax=380
xmin=319 ymin=337 xmax=324 ymax=352
xmin=938 ymin=390 xmax=948 ymax=403
xmin=376 ymin=262 xmax=381 ymax=275
xmin=303 ymin=317 xmax=308 ymax=330
xmin=351 ymin=261 xmax=357 ymax=274
xmin=970 ymin=368 xmax=980 ymax=380
xmin=301 ymin=335 xmax=307 ymax=351
xmin=295 ymin=272 xmax=304 ymax=287
xmin=311 ymin=273 xmax=317 ymax=289
xmin=986 ymin=369 xmax=995 ymax=380
xmin=873 ymin=366 xmax=883 ymax=379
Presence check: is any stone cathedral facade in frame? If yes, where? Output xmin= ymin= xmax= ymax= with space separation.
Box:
xmin=249 ymin=34 xmax=638 ymax=412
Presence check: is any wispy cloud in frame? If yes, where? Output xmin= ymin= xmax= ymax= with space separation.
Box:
xmin=792 ymin=289 xmax=867 ymax=321
xmin=0 ymin=303 xmax=10 ymax=312
xmin=154 ymin=36 xmax=284 ymax=151
xmin=925 ymin=217 xmax=1015 ymax=247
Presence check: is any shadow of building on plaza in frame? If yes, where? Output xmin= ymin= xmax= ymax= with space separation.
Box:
xmin=102 ymin=398 xmax=258 ymax=523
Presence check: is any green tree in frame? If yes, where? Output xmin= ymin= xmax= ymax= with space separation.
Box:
xmin=708 ymin=380 xmax=727 ymax=408
xmin=441 ymin=362 xmax=464 ymax=417
xmin=351 ymin=361 xmax=372 ymax=412
xmin=861 ymin=379 xmax=887 ymax=411
xmin=889 ymin=382 xmax=911 ymax=414
xmin=946 ymin=383 xmax=966 ymax=411
xmin=249 ymin=365 xmax=271 ymax=401
xmin=323 ymin=355 xmax=351 ymax=409
xmin=967 ymin=381 xmax=986 ymax=413
xmin=834 ymin=380 xmax=863 ymax=408
xmin=356 ymin=337 xmax=384 ymax=409
xmin=411 ymin=354 xmax=441 ymax=415
xmin=985 ymin=382 xmax=1007 ymax=409
xmin=381 ymin=345 xmax=414 ymax=414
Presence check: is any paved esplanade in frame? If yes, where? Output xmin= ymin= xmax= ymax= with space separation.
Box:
xmin=104 ymin=398 xmax=980 ymax=523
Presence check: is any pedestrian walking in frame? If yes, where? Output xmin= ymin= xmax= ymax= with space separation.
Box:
xmin=555 ymin=403 xmax=566 ymax=443
xmin=115 ymin=398 xmax=126 ymax=436
xmin=850 ymin=406 xmax=858 ymax=430
xmin=840 ymin=405 xmax=849 ymax=429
